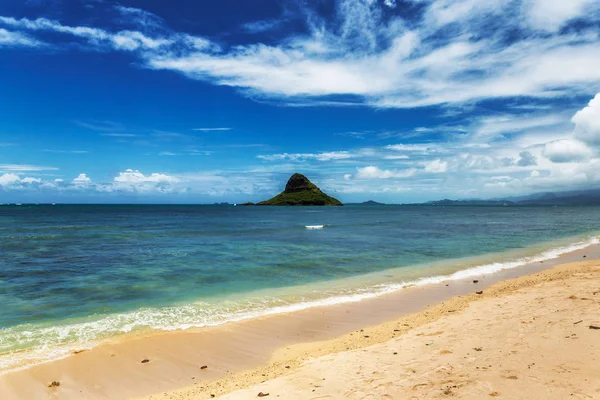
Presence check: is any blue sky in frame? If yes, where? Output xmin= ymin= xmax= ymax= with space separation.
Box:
xmin=1 ymin=0 xmax=600 ymax=203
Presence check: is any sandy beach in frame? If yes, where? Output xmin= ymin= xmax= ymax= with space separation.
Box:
xmin=216 ymin=260 xmax=600 ymax=400
xmin=1 ymin=249 xmax=599 ymax=399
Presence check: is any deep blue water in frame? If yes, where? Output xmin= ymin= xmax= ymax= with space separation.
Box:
xmin=1 ymin=204 xmax=600 ymax=369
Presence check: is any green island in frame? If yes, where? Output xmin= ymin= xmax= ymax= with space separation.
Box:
xmin=246 ymin=173 xmax=343 ymax=206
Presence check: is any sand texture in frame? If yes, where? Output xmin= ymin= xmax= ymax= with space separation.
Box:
xmin=1 ymin=259 xmax=599 ymax=399
xmin=170 ymin=261 xmax=600 ymax=399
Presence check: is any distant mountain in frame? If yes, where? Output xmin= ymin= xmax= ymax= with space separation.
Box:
xmin=423 ymin=199 xmax=513 ymax=206
xmin=255 ymin=173 xmax=343 ymax=206
xmin=416 ymin=188 xmax=600 ymax=206
xmin=361 ymin=200 xmax=385 ymax=205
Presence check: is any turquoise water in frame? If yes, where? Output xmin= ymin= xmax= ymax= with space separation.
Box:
xmin=1 ymin=204 xmax=600 ymax=370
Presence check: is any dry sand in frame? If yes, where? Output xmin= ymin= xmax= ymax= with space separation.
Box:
xmin=1 ymin=258 xmax=599 ymax=399
xmin=161 ymin=261 xmax=600 ymax=400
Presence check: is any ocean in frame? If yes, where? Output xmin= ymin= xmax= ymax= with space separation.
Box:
xmin=1 ymin=204 xmax=599 ymax=372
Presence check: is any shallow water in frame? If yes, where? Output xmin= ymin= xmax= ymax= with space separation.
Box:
xmin=1 ymin=204 xmax=599 ymax=370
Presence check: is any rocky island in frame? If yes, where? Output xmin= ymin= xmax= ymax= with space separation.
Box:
xmin=255 ymin=173 xmax=343 ymax=206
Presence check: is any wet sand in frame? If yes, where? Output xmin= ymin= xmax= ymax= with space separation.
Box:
xmin=219 ymin=259 xmax=600 ymax=400
xmin=0 ymin=246 xmax=598 ymax=399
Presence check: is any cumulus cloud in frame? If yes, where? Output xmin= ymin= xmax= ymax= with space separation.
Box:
xmin=573 ymin=93 xmax=600 ymax=145
xmin=113 ymin=169 xmax=180 ymax=192
xmin=114 ymin=169 xmax=179 ymax=184
xmin=424 ymin=159 xmax=448 ymax=173
xmin=517 ymin=151 xmax=537 ymax=167
xmin=542 ymin=139 xmax=592 ymax=163
xmin=72 ymin=173 xmax=91 ymax=184
xmin=0 ymin=173 xmax=44 ymax=188
xmin=0 ymin=173 xmax=21 ymax=186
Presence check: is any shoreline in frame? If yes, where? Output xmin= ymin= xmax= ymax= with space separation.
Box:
xmin=217 ymin=258 xmax=600 ymax=400
xmin=0 ymin=242 xmax=598 ymax=399
xmin=1 ymin=233 xmax=597 ymax=375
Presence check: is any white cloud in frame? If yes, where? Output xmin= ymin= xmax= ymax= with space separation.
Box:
xmin=424 ymin=159 xmax=448 ymax=173
xmin=473 ymin=114 xmax=567 ymax=141
xmin=114 ymin=169 xmax=180 ymax=184
xmin=0 ymin=164 xmax=58 ymax=171
xmin=192 ymin=128 xmax=232 ymax=132
xmin=101 ymin=133 xmax=138 ymax=137
xmin=572 ymin=93 xmax=600 ymax=145
xmin=258 ymin=151 xmax=354 ymax=162
xmin=72 ymin=173 xmax=92 ymax=184
xmin=542 ymin=139 xmax=593 ymax=163
xmin=0 ymin=173 xmax=43 ymax=187
xmin=386 ymin=144 xmax=431 ymax=152
xmin=0 ymin=27 xmax=41 ymax=47
xmin=3 ymin=1 xmax=600 ymax=108
xmin=21 ymin=177 xmax=41 ymax=184
xmin=354 ymin=166 xmax=417 ymax=179
xmin=523 ymin=0 xmax=594 ymax=32
xmin=0 ymin=173 xmax=21 ymax=186
xmin=0 ymin=16 xmax=180 ymax=52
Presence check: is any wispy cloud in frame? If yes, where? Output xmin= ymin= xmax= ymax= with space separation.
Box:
xmin=192 ymin=128 xmax=232 ymax=132
xmin=0 ymin=164 xmax=58 ymax=171
xmin=258 ymin=151 xmax=354 ymax=162
xmin=74 ymin=120 xmax=125 ymax=132
xmin=242 ymin=19 xmax=282 ymax=34
xmin=100 ymin=133 xmax=138 ymax=137
xmin=2 ymin=1 xmax=599 ymax=109
xmin=0 ymin=27 xmax=42 ymax=47
xmin=43 ymin=149 xmax=89 ymax=154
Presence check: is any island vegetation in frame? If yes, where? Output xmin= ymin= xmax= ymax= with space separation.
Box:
xmin=254 ymin=173 xmax=343 ymax=206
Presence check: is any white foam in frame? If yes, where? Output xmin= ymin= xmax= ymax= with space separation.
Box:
xmin=305 ymin=225 xmax=324 ymax=229
xmin=0 ymin=234 xmax=597 ymax=374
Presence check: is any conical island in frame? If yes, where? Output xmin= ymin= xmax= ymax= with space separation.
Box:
xmin=256 ymin=173 xmax=343 ymax=206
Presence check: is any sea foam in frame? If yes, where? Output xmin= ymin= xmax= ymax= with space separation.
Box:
xmin=0 ymin=234 xmax=598 ymax=374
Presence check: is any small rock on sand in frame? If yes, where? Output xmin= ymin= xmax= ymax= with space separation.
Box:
xmin=590 ymin=322 xmax=600 ymax=330
xmin=473 ymin=280 xmax=479 ymax=283
xmin=476 ymin=291 xmax=483 ymax=295
xmin=141 ymin=359 xmax=150 ymax=364
xmin=201 ymin=365 xmax=208 ymax=370
xmin=258 ymin=392 xmax=270 ymax=397
xmin=48 ymin=381 xmax=60 ymax=388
